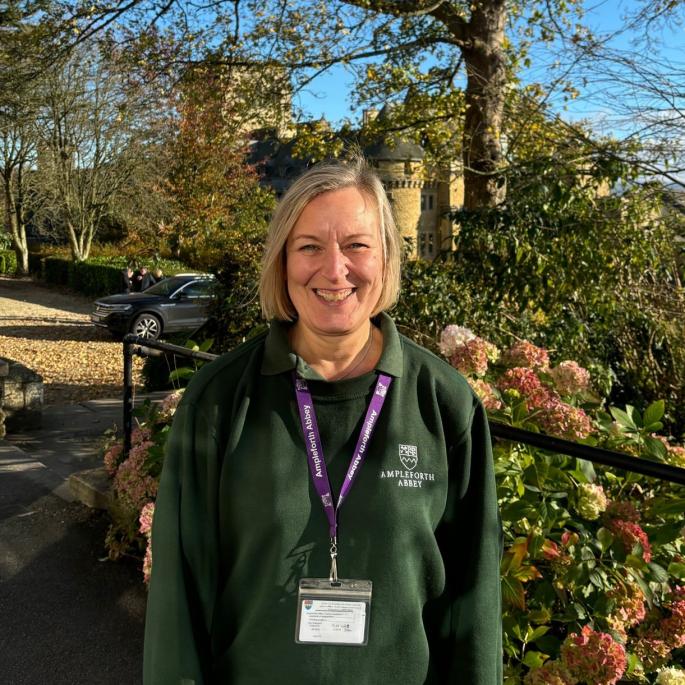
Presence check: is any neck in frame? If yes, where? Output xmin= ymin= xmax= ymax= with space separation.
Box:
xmin=290 ymin=321 xmax=380 ymax=381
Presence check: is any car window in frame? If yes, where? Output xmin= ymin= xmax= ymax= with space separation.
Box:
xmin=145 ymin=277 xmax=190 ymax=297
xmin=181 ymin=280 xmax=215 ymax=297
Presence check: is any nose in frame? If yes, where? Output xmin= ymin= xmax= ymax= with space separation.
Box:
xmin=320 ymin=245 xmax=349 ymax=282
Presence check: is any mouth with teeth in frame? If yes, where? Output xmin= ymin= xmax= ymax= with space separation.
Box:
xmin=313 ymin=288 xmax=356 ymax=303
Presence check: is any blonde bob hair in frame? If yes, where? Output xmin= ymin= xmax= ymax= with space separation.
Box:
xmin=259 ymin=157 xmax=402 ymax=321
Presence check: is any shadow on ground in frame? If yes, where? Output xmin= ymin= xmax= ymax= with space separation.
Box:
xmin=0 ymin=471 xmax=146 ymax=684
xmin=0 ymin=323 xmax=112 ymax=342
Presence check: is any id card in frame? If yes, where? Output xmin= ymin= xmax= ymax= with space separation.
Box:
xmin=295 ymin=578 xmax=372 ymax=646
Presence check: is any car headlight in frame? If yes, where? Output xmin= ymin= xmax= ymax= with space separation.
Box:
xmin=97 ymin=304 xmax=132 ymax=312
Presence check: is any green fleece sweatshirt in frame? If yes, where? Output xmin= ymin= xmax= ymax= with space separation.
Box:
xmin=144 ymin=313 xmax=502 ymax=684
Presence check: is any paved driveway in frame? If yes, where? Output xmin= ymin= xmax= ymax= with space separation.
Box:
xmin=0 ymin=277 xmax=142 ymax=405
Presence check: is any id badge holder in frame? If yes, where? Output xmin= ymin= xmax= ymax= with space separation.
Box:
xmin=295 ymin=578 xmax=372 ymax=646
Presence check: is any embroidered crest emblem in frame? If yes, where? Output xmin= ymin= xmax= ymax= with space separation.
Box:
xmin=375 ymin=382 xmax=388 ymax=397
xmin=321 ymin=493 xmax=333 ymax=507
xmin=399 ymin=444 xmax=418 ymax=471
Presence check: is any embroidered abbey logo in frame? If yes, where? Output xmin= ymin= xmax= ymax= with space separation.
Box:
xmin=378 ymin=444 xmax=435 ymax=488
xmin=399 ymin=444 xmax=418 ymax=471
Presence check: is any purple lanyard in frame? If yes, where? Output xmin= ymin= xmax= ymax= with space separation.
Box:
xmin=293 ymin=372 xmax=392 ymax=541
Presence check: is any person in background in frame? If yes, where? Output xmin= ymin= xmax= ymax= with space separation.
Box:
xmin=134 ymin=266 xmax=155 ymax=292
xmin=151 ymin=267 xmax=164 ymax=284
xmin=144 ymin=157 xmax=503 ymax=684
xmin=120 ymin=266 xmax=134 ymax=294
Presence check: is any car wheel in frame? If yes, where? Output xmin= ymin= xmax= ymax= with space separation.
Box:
xmin=131 ymin=313 xmax=162 ymax=340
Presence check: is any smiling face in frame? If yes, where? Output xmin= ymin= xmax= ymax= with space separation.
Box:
xmin=286 ymin=186 xmax=384 ymax=338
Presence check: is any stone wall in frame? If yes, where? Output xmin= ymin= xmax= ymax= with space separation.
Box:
xmin=0 ymin=358 xmax=43 ymax=432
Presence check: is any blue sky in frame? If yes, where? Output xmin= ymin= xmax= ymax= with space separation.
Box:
xmin=295 ymin=0 xmax=684 ymax=128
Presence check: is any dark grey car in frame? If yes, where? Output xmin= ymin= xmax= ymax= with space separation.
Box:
xmin=91 ymin=274 xmax=216 ymax=340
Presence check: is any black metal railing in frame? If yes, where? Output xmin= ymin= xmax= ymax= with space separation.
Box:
xmin=123 ymin=335 xmax=685 ymax=486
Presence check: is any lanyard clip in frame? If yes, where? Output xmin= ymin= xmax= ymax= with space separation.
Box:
xmin=329 ymin=536 xmax=338 ymax=583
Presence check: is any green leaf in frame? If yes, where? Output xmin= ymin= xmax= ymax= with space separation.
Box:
xmin=168 ymin=367 xmax=196 ymax=382
xmin=609 ymin=406 xmax=637 ymax=431
xmin=597 ymin=527 xmax=614 ymax=552
xmin=647 ymin=562 xmax=669 ymax=583
xmin=198 ymin=337 xmax=214 ymax=352
xmin=501 ymin=577 xmax=526 ymax=610
xmin=522 ymin=650 xmax=547 ymax=669
xmin=527 ymin=625 xmax=550 ymax=642
xmin=668 ymin=562 xmax=685 ymax=580
xmin=643 ymin=400 xmax=665 ymax=427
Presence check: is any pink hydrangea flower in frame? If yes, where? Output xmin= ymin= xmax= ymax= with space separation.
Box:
xmin=661 ymin=586 xmax=685 ymax=650
xmin=607 ymin=580 xmax=647 ymax=639
xmin=500 ymin=340 xmax=550 ymax=371
xmin=142 ymin=538 xmax=153 ymax=584
xmin=139 ymin=501 xmax=155 ymax=538
xmin=439 ymin=325 xmax=476 ymax=357
xmin=549 ymin=360 xmax=591 ymax=396
xmin=103 ymin=442 xmax=123 ymax=476
xmin=560 ymin=625 xmax=627 ymax=685
xmin=498 ymin=367 xmax=544 ymax=397
xmin=113 ymin=440 xmax=158 ymax=512
xmin=132 ymin=426 xmax=153 ymax=446
xmin=632 ymin=634 xmax=672 ymax=671
xmin=449 ymin=337 xmax=498 ymax=377
xmin=536 ymin=398 xmax=593 ymax=441
xmin=524 ymin=660 xmax=573 ymax=685
xmin=158 ymin=390 xmax=184 ymax=422
xmin=467 ymin=378 xmax=502 ymax=411
xmin=606 ymin=518 xmax=652 ymax=563
xmin=655 ymin=437 xmax=685 ymax=468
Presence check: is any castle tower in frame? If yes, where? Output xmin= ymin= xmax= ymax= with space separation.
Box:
xmin=365 ymin=137 xmax=425 ymax=259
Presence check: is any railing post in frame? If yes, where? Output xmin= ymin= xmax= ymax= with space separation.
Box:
xmin=123 ymin=338 xmax=134 ymax=458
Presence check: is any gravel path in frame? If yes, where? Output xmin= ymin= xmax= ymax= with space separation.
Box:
xmin=0 ymin=277 xmax=142 ymax=406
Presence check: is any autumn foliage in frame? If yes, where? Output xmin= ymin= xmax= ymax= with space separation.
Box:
xmin=162 ymin=66 xmax=273 ymax=270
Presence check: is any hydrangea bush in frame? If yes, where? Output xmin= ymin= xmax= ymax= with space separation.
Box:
xmin=440 ymin=326 xmax=685 ymax=683
xmin=102 ymin=390 xmax=183 ymax=573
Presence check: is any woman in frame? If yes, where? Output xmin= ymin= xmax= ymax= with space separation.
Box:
xmin=144 ymin=158 xmax=502 ymax=684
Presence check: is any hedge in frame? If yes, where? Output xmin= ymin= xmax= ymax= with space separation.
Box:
xmin=30 ymin=255 xmax=192 ymax=298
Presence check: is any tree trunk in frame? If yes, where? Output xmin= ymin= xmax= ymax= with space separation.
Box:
xmin=3 ymin=175 xmax=29 ymax=275
xmin=461 ymin=1 xmax=507 ymax=210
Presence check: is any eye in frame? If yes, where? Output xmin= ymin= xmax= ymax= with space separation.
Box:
xmin=346 ymin=242 xmax=368 ymax=251
xmin=299 ymin=244 xmax=321 ymax=253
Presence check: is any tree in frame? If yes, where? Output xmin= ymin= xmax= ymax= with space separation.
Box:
xmin=0 ymin=1 xmax=49 ymax=273
xmin=34 ymin=43 xmax=162 ymax=261
xmin=161 ymin=63 xmax=274 ymax=270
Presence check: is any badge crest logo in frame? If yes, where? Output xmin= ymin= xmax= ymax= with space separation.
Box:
xmin=295 ymin=379 xmax=307 ymax=391
xmin=303 ymin=599 xmax=314 ymax=610
xmin=321 ymin=493 xmax=333 ymax=507
xmin=399 ymin=444 xmax=418 ymax=471
xmin=375 ymin=383 xmax=387 ymax=397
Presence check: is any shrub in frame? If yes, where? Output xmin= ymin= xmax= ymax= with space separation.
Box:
xmin=0 ymin=250 xmax=17 ymax=274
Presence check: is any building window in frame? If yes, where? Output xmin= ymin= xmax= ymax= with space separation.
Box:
xmin=419 ymin=232 xmax=427 ymax=257
xmin=420 ymin=194 xmax=426 ymax=211
xmin=428 ymin=194 xmax=434 ymax=210
xmin=404 ymin=160 xmax=412 ymax=175
xmin=428 ymin=232 xmax=434 ymax=255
